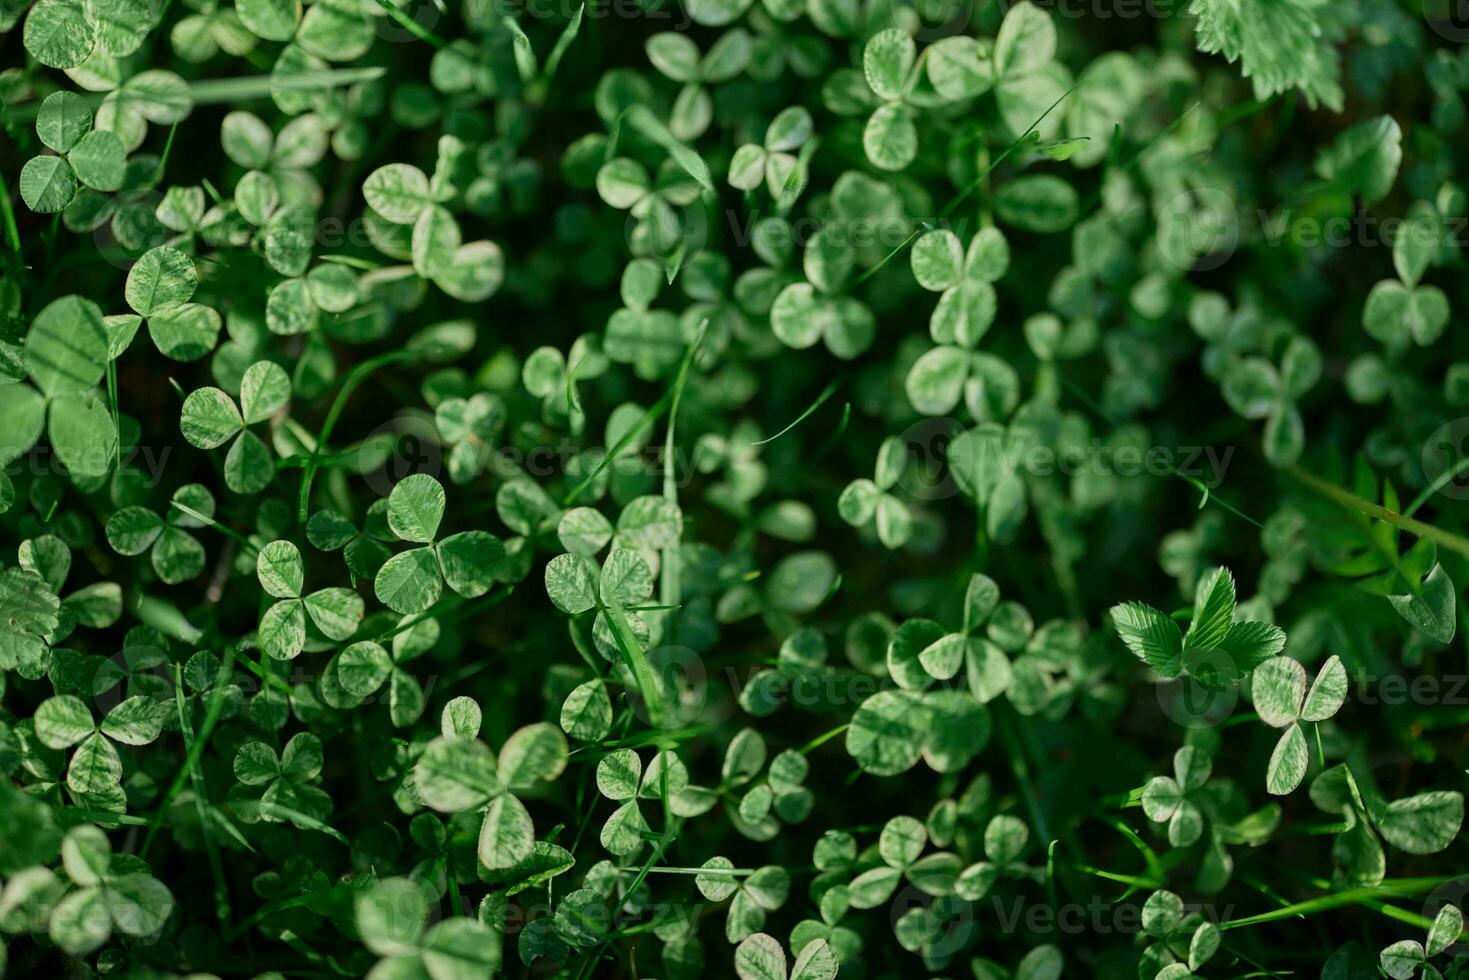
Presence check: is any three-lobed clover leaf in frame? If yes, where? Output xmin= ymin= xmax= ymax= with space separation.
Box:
xmin=738 ymin=627 xmax=830 ymax=718
xmin=21 ymin=92 xmax=127 ymax=215
xmin=954 ymin=814 xmax=1041 ymax=901
xmin=646 ymin=28 xmax=753 ymax=141
xmin=1141 ymin=745 xmax=1215 ymax=847
xmin=720 ymin=728 xmax=814 ymax=840
xmin=46 ymin=824 xmax=174 ymax=955
xmin=596 ymin=748 xmax=717 ymax=857
xmin=696 ymin=858 xmax=791 ymax=943
xmin=35 ymin=693 xmax=166 ymax=800
xmin=1379 ymin=904 xmax=1464 ymax=980
xmin=837 ymin=436 xmax=912 ymax=548
xmin=319 ymin=616 xmax=436 ymax=726
xmin=230 ymin=731 xmax=333 ymax=828
xmin=544 ymin=544 xmax=658 ymax=662
xmin=179 ymin=359 xmax=292 ymax=494
xmin=11 ymin=295 xmax=117 ymax=480
xmin=255 ymin=538 xmax=364 ymax=660
xmin=1253 ymin=654 xmax=1346 ymax=795
xmin=1112 ymin=566 xmax=1285 ymax=682
xmin=1137 ymin=889 xmax=1221 ymax=980
xmin=363 ymin=161 xmax=506 ymax=301
xmin=373 ymin=473 xmax=507 ymax=615
xmin=859 ymin=29 xmax=920 ymax=172
xmin=1218 ymin=334 xmax=1320 ymax=467
xmin=846 ymin=814 xmax=961 ymax=909
xmin=106 ymin=483 xmax=217 ymax=584
xmin=727 ymin=106 xmax=815 ymax=205
xmin=434 ymin=391 xmax=507 ymax=483
xmin=413 ymin=720 xmax=569 ymax=871
xmin=769 ymin=223 xmax=875 ymax=359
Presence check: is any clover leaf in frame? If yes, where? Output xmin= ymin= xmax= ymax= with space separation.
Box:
xmin=179 ymin=360 xmax=291 ymax=494
xmin=838 ymin=436 xmax=912 ymax=548
xmin=373 ymin=473 xmax=507 ymax=614
xmin=1112 ymin=566 xmax=1285 ymax=682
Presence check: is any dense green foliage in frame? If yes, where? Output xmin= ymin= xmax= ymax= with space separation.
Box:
xmin=2 ymin=0 xmax=1469 ymax=977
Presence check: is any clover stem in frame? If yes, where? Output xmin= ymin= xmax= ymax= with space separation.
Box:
xmin=1287 ymin=465 xmax=1469 ymax=559
xmin=1220 ymin=877 xmax=1449 ymax=930
xmin=298 ymin=348 xmax=420 ymax=521
xmin=144 ymin=644 xmax=239 ymax=856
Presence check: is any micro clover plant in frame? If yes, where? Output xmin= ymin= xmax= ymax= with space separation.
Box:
xmin=585 ymin=262 xmax=676 ymax=381
xmin=434 ymin=391 xmax=506 ymax=483
xmin=6 ymin=0 xmax=1469 ymax=974
xmin=373 ymin=473 xmax=507 ymax=615
xmin=45 ymin=825 xmax=173 ymax=955
xmin=545 ymin=545 xmax=658 ymax=663
xmin=845 ymin=814 xmax=961 ymax=909
xmin=692 ymin=419 xmax=769 ymax=504
xmin=1111 ymin=566 xmax=1286 ymax=688
xmin=596 ymin=748 xmax=717 ymax=856
xmin=1218 ymin=333 xmax=1321 ymax=467
xmin=1138 ymin=889 xmax=1222 ymax=980
xmin=105 ymin=483 xmax=217 ymax=584
xmin=255 ymin=538 xmax=364 ymax=659
xmin=362 ymin=162 xmax=506 ymax=302
xmin=179 ymin=359 xmax=292 ymax=494
xmin=769 ymin=220 xmax=875 ymax=359
xmin=698 ymin=859 xmax=791 ymax=943
xmin=738 ymin=627 xmax=829 ymax=717
xmin=855 ymin=29 xmax=922 ymax=172
xmin=954 ymin=814 xmax=1043 ymax=901
xmin=230 ymin=731 xmax=332 ymax=828
xmin=722 ymin=729 xmax=813 ymax=839
xmin=522 ymin=337 xmax=608 ymax=430
xmin=1380 ymin=905 xmax=1465 ymax=980
xmin=838 ymin=435 xmax=912 ymax=548
xmin=1363 ymin=221 xmax=1452 ymax=350
xmin=413 ymin=718 xmax=569 ymax=870
xmin=596 ymin=162 xmax=704 ymax=278
xmin=3 ymin=295 xmax=118 ymax=480
xmin=791 ymin=880 xmax=863 ymax=962
xmin=944 ymin=418 xmax=1031 ymax=543
xmin=15 ymin=534 xmax=121 ymax=644
xmin=646 ymin=28 xmax=754 ymax=142
xmin=1251 ymin=654 xmax=1346 ymax=795
xmin=169 ymin=0 xmax=258 ymax=63
xmin=34 ymin=691 xmax=166 ymax=805
xmin=728 ymin=106 xmax=815 ymax=206
xmin=992 ymin=3 xmax=1068 ymax=141
xmin=219 ymin=111 xmax=328 ymax=215
xmin=1141 ymin=745 xmax=1217 ymax=848
xmin=319 ymin=619 xmax=437 ymax=727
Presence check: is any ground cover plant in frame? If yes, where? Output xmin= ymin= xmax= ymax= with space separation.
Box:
xmin=1 ymin=0 xmax=1469 ymax=976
